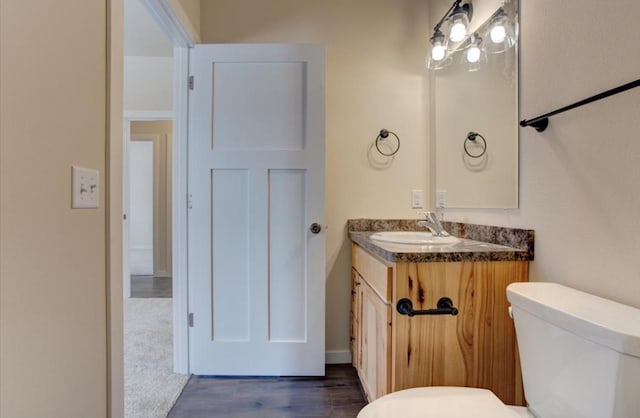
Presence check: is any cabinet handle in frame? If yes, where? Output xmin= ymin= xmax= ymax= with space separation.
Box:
xmin=396 ymin=297 xmax=459 ymax=317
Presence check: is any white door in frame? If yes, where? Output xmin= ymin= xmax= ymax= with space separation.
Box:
xmin=128 ymin=139 xmax=155 ymax=276
xmin=187 ymin=44 xmax=325 ymax=375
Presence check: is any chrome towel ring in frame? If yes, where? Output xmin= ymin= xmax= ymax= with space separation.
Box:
xmin=463 ymin=131 xmax=487 ymax=158
xmin=375 ymin=129 xmax=400 ymax=156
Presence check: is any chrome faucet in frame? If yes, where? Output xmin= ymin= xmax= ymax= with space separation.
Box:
xmin=417 ymin=211 xmax=450 ymax=237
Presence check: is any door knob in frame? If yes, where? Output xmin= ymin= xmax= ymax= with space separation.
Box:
xmin=310 ymin=223 xmax=322 ymax=234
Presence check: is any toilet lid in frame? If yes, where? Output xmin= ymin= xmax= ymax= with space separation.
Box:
xmin=357 ymin=387 xmax=522 ymax=418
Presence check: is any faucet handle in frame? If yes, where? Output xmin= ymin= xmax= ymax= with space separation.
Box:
xmin=417 ymin=211 xmax=438 ymax=222
xmin=416 ymin=211 xmax=449 ymax=237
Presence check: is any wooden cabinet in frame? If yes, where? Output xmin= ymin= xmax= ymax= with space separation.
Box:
xmin=359 ymin=278 xmax=391 ymax=399
xmin=350 ymin=244 xmax=393 ymax=401
xmin=351 ymin=243 xmax=528 ymax=405
xmin=350 ymin=268 xmax=361 ymax=369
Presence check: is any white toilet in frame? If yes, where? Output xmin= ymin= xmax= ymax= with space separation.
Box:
xmin=358 ymin=282 xmax=640 ymax=418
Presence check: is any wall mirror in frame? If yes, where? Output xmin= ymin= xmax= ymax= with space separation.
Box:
xmin=433 ymin=0 xmax=519 ymax=209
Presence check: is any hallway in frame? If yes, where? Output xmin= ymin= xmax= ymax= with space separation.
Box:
xmin=130 ymin=275 xmax=172 ymax=298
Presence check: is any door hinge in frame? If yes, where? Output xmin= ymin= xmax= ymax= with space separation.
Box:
xmin=188 ymin=312 xmax=194 ymax=327
xmin=187 ymin=193 xmax=193 ymax=209
xmin=188 ymin=75 xmax=194 ymax=90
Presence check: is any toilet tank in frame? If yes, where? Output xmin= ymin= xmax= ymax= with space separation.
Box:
xmin=507 ymin=283 xmax=640 ymax=418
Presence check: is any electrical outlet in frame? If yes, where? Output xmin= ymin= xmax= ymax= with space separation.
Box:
xmin=72 ymin=166 xmax=99 ymax=209
xmin=411 ymin=190 xmax=424 ymax=209
xmin=436 ymin=190 xmax=447 ymax=208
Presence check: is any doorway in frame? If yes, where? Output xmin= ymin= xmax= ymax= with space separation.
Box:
xmin=126 ymin=120 xmax=173 ymax=298
xmin=123 ymin=116 xmax=187 ymax=418
xmin=110 ymin=0 xmax=194 ymax=415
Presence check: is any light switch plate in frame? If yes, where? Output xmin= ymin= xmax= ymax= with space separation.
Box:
xmin=436 ymin=190 xmax=447 ymax=208
xmin=411 ymin=190 xmax=424 ymax=209
xmin=72 ymin=166 xmax=99 ymax=209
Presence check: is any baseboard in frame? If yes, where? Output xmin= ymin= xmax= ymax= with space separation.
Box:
xmin=325 ymin=350 xmax=351 ymax=365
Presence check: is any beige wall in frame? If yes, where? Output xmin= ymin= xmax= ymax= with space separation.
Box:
xmin=200 ymin=0 xmax=431 ymax=358
xmin=442 ymin=0 xmax=640 ymax=308
xmin=130 ymin=121 xmax=173 ymax=278
xmin=0 ymin=1 xmax=108 ymax=417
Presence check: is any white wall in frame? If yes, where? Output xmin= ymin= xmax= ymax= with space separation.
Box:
xmin=123 ymin=0 xmax=174 ymax=114
xmin=124 ymin=0 xmax=174 ymax=56
xmin=124 ymin=55 xmax=173 ymax=111
xmin=0 ymin=1 xmax=108 ymax=416
xmin=200 ymin=0 xmax=431 ymax=359
xmin=442 ymin=0 xmax=640 ymax=308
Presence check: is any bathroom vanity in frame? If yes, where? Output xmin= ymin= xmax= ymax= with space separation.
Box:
xmin=348 ymin=220 xmax=534 ymax=406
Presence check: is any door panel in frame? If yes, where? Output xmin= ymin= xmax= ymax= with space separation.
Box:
xmin=211 ymin=169 xmax=250 ymax=342
xmin=212 ymin=62 xmax=306 ymax=151
xmin=268 ymin=169 xmax=307 ymax=342
xmin=188 ymin=44 xmax=325 ymax=375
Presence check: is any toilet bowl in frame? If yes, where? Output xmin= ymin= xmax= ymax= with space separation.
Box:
xmin=358 ymin=282 xmax=640 ymax=418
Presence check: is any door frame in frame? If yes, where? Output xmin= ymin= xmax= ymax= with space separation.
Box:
xmin=170 ymin=46 xmax=190 ymax=374
xmin=121 ymin=57 xmax=191 ymax=375
xmin=129 ymin=2 xmax=193 ymax=377
xmin=108 ymin=2 xmax=194 ymax=416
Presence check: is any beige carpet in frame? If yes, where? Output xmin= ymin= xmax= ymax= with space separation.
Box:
xmin=124 ymin=298 xmax=190 ymax=418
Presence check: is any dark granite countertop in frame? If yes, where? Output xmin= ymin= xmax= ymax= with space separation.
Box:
xmin=348 ymin=219 xmax=534 ymax=263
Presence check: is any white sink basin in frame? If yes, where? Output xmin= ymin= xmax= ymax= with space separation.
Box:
xmin=370 ymin=231 xmax=460 ymax=245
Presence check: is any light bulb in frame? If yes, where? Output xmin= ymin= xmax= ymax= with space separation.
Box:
xmin=483 ymin=9 xmax=516 ymax=54
xmin=490 ymin=25 xmax=506 ymax=43
xmin=431 ymin=44 xmax=446 ymax=61
xmin=466 ymin=46 xmax=481 ymax=63
xmin=449 ymin=20 xmax=467 ymax=42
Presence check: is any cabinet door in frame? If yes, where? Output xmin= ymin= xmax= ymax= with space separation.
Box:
xmin=359 ymin=281 xmax=391 ymax=401
xmin=350 ymin=268 xmax=362 ymax=368
xmin=392 ymin=261 xmax=528 ymax=405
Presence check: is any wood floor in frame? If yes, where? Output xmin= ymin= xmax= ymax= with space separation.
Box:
xmin=168 ymin=364 xmax=367 ymax=418
xmin=130 ymin=279 xmax=365 ymax=416
xmin=130 ymin=275 xmax=172 ymax=298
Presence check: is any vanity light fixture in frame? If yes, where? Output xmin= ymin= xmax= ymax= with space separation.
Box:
xmin=426 ymin=0 xmax=472 ymax=70
xmin=427 ymin=0 xmax=517 ymax=72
